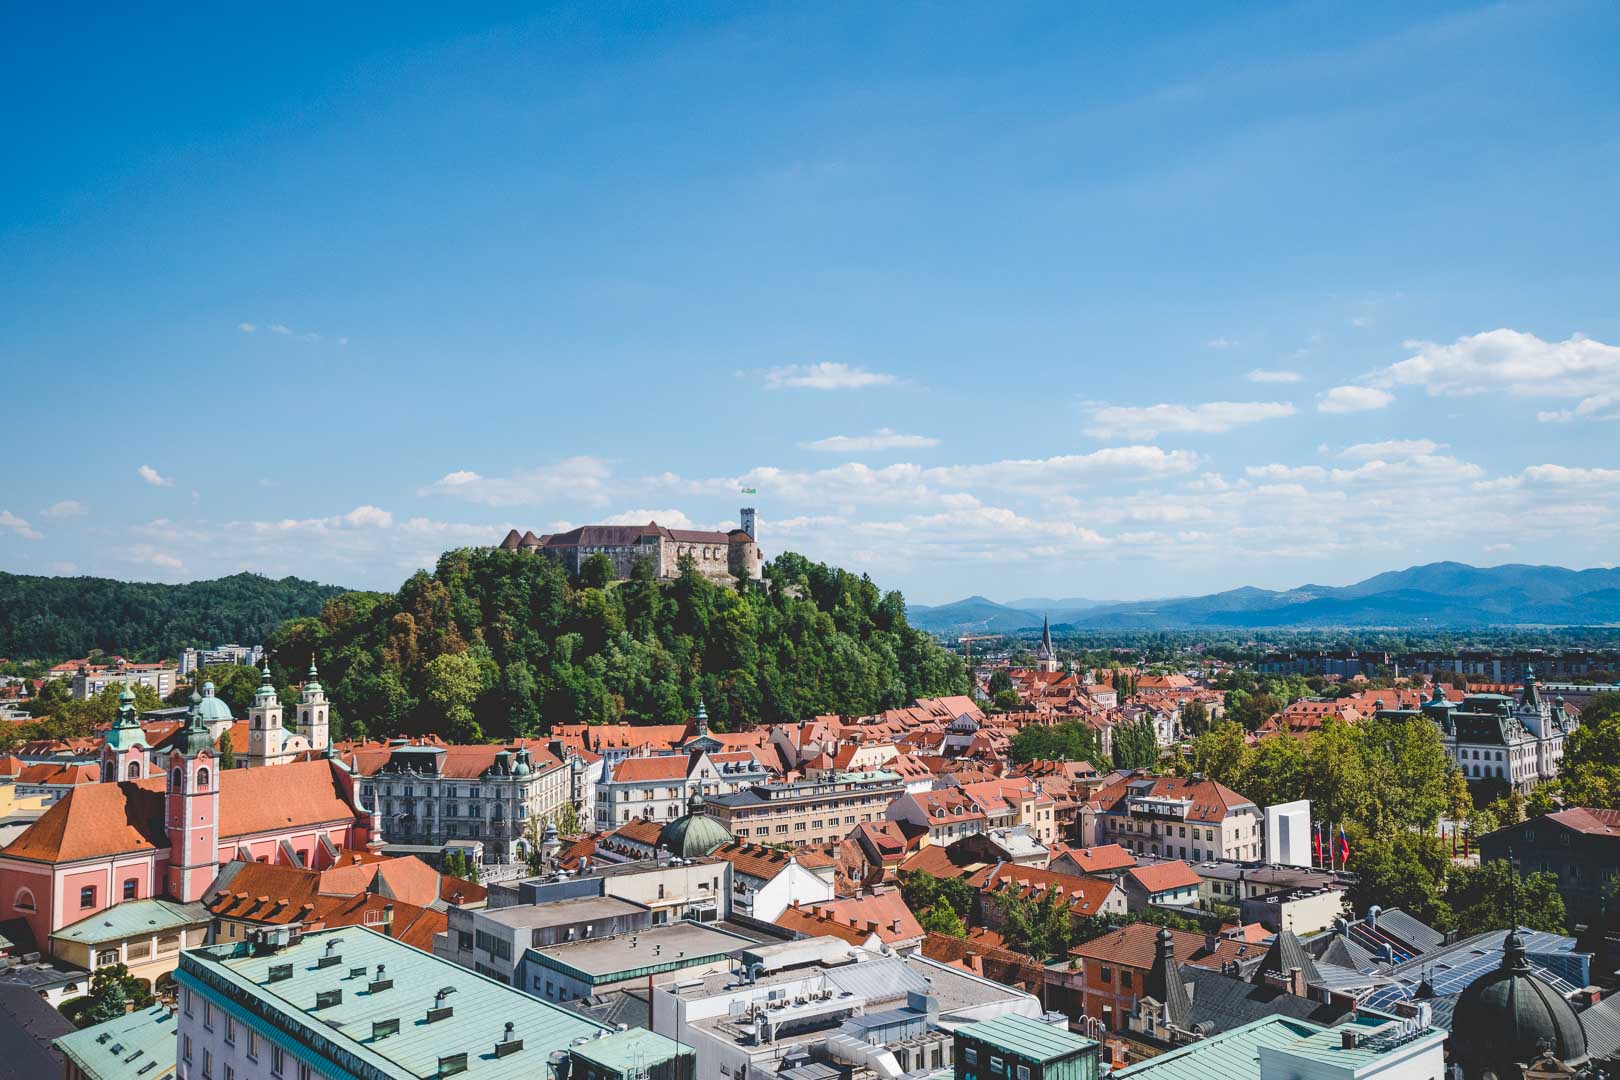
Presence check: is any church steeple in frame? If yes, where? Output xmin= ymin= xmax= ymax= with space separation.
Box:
xmin=297 ymin=655 xmax=329 ymax=753
xmin=1035 ymin=613 xmax=1059 ymax=673
xmin=247 ymin=659 xmax=285 ymax=767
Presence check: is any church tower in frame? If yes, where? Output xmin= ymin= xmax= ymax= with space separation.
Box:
xmin=1035 ymin=613 xmax=1060 ymax=674
xmin=297 ymin=658 xmax=330 ymax=753
xmin=165 ymin=693 xmax=220 ymax=902
xmin=100 ymin=686 xmax=150 ymax=782
xmin=246 ymin=661 xmax=284 ymax=767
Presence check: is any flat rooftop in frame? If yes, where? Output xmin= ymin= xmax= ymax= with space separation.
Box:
xmin=534 ymin=922 xmax=756 ymax=980
xmin=178 ymin=927 xmax=605 ymax=1080
xmin=479 ymin=896 xmax=648 ymax=930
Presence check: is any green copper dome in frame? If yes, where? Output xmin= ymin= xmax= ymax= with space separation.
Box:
xmin=1452 ymin=930 xmax=1588 ymax=1075
xmin=104 ymin=686 xmax=147 ymax=752
xmin=194 ymin=682 xmax=234 ymax=723
xmin=658 ymin=793 xmax=732 ymax=858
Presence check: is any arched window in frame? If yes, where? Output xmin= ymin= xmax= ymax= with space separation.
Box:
xmin=196 ymin=768 xmax=210 ymax=790
xmin=126 ymin=762 xmax=141 ymax=780
xmin=172 ymin=768 xmax=183 ymax=788
xmin=13 ymin=888 xmax=36 ymax=912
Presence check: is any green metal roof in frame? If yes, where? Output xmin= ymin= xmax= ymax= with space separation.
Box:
xmin=1114 ymin=1016 xmax=1324 ymax=1080
xmin=955 ymin=1014 xmax=1097 ymax=1062
xmin=570 ymin=1026 xmax=691 ymax=1074
xmin=178 ymin=926 xmax=605 ymax=1080
xmin=1274 ymin=1014 xmax=1445 ymax=1070
xmin=52 ymin=899 xmax=209 ymax=945
xmin=55 ymin=1005 xmax=177 ymax=1080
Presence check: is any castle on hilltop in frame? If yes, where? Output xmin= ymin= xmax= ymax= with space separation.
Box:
xmin=500 ymin=507 xmax=763 ymax=584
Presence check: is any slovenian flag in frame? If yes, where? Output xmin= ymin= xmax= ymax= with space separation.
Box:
xmin=1338 ymin=826 xmax=1351 ymax=867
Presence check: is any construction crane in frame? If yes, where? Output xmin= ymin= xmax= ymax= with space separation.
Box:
xmin=957 ymin=634 xmax=1003 ymax=666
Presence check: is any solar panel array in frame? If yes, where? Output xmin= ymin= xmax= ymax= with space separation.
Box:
xmin=1357 ymin=927 xmax=1586 ymax=1014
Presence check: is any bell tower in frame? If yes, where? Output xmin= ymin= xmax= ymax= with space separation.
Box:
xmin=247 ymin=661 xmax=284 ymax=767
xmin=297 ymin=658 xmax=330 ymax=753
xmin=165 ymin=693 xmax=220 ymax=902
xmin=100 ymin=687 xmax=150 ymax=782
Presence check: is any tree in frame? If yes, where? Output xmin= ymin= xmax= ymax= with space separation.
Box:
xmin=1180 ymin=699 xmax=1210 ymax=736
xmin=1184 ymin=721 xmax=1250 ymax=789
xmin=442 ymin=849 xmax=481 ymax=884
xmin=1112 ymin=716 xmax=1160 ymax=770
xmin=1555 ymin=693 xmax=1620 ymax=807
xmin=579 ymin=553 xmax=617 ymax=590
xmin=1303 ymin=720 xmax=1369 ymax=829
xmin=900 ymin=871 xmax=975 ymax=922
xmin=1448 ymin=861 xmax=1566 ymax=936
xmin=1239 ymin=736 xmax=1307 ymax=811
xmin=987 ymin=671 xmax=1014 ymax=698
xmin=551 ymin=800 xmax=582 ymax=835
xmin=1344 ymin=831 xmax=1453 ymax=929
xmin=920 ymin=903 xmax=967 ymax=937
xmin=216 ymin=729 xmax=235 ymax=769
xmin=996 ymin=888 xmax=1072 ymax=961
xmin=522 ymin=814 xmax=548 ymax=877
xmin=1009 ymin=721 xmax=1105 ymax=767
xmin=79 ymin=963 xmax=154 ymax=1027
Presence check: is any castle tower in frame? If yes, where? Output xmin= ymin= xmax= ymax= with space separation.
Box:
xmin=247 ymin=661 xmax=285 ymax=767
xmin=165 ymin=693 xmax=220 ymax=902
xmin=100 ymin=686 xmax=150 ymax=782
xmin=297 ymin=658 xmax=330 ymax=753
xmin=740 ymin=507 xmax=757 ymax=540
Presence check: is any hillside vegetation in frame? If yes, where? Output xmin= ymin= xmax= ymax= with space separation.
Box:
xmin=0 ymin=571 xmax=346 ymax=661
xmin=268 ymin=548 xmax=969 ymax=742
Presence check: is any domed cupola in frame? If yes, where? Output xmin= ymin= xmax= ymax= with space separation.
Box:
xmin=657 ymin=792 xmax=732 ymax=858
xmin=1451 ymin=929 xmax=1589 ymax=1078
xmin=193 ymin=680 xmax=235 ymax=725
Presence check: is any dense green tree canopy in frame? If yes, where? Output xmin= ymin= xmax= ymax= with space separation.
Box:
xmin=0 ymin=571 xmax=343 ymax=660
xmin=267 ymin=548 xmax=968 ymax=741
xmin=1008 ymin=720 xmax=1107 ymax=768
xmin=1554 ymin=692 xmax=1620 ymax=807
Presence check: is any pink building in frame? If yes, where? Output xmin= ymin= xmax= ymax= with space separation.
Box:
xmin=0 ymin=702 xmax=377 ymax=949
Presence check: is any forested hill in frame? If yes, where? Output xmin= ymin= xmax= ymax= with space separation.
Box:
xmin=267 ymin=548 xmax=970 ymax=743
xmin=0 ymin=571 xmax=347 ymax=661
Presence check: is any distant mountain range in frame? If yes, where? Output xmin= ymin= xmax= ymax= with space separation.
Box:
xmin=906 ymin=562 xmax=1620 ymax=633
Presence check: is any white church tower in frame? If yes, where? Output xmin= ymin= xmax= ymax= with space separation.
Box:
xmin=246 ymin=661 xmax=285 ymax=767
xmin=297 ymin=658 xmax=330 ymax=753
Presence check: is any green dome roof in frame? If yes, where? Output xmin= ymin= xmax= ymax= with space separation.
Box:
xmin=658 ymin=793 xmax=732 ymax=858
xmin=1452 ymin=930 xmax=1589 ymax=1073
xmin=194 ymin=682 xmax=234 ymax=723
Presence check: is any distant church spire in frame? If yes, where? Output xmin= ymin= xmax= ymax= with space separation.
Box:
xmin=1035 ymin=613 xmax=1059 ymax=673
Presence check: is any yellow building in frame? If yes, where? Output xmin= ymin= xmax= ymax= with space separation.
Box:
xmin=50 ymin=898 xmax=210 ymax=986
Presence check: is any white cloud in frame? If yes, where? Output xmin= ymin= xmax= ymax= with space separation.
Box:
xmin=1246 ymin=369 xmax=1303 ymax=383
xmin=600 ymin=509 xmax=696 ymax=528
xmin=1521 ymin=465 xmax=1620 ymax=486
xmin=801 ymin=429 xmax=940 ymax=453
xmin=764 ymin=363 xmax=897 ymax=390
xmin=1085 ymin=401 xmax=1295 ymax=439
xmin=1338 ymin=439 xmax=1442 ymax=460
xmin=1207 ymin=337 xmax=1237 ymax=349
xmin=270 ymin=324 xmax=292 ymax=335
xmin=42 ymin=499 xmax=88 ymax=519
xmin=126 ymin=545 xmax=184 ymax=570
xmin=419 ymin=457 xmax=615 ymax=506
xmin=0 ymin=511 xmax=42 ymax=540
xmin=235 ymin=505 xmax=397 ymax=534
xmin=1381 ymin=329 xmax=1620 ymax=421
xmin=137 ymin=464 xmax=175 ymax=487
xmin=238 ymin=322 xmax=256 ymax=333
xmin=1317 ymin=386 xmax=1393 ymax=413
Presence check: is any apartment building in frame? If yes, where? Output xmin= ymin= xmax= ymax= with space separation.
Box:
xmin=594 ymin=749 xmax=767 ymax=830
xmin=1085 ymin=775 xmax=1263 ymax=863
xmin=708 ymin=770 xmax=905 ymax=847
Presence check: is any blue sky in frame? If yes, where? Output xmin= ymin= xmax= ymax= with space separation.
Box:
xmin=3 ymin=2 xmax=1620 ymax=604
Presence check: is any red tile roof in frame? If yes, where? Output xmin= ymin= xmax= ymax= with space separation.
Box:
xmin=1126 ymin=860 xmax=1201 ymax=894
xmin=1051 ymin=844 xmax=1137 ymax=874
xmin=967 ymin=863 xmax=1121 ymax=916
xmin=1546 ymin=807 xmax=1620 ymax=836
xmin=1070 ymin=921 xmax=1252 ymax=971
xmin=611 ymin=756 xmax=691 ymax=783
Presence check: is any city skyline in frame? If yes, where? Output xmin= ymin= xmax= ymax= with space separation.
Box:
xmin=4 ymin=3 xmax=1620 ymax=603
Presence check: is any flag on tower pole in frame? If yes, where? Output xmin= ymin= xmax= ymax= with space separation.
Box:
xmin=1338 ymin=826 xmax=1351 ymax=867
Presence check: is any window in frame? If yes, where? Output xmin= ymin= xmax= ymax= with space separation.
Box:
xmin=204 ymin=1049 xmax=213 ymax=1078
xmin=225 ymin=1016 xmax=235 ymax=1045
xmin=197 ymin=767 xmax=210 ymax=788
xmin=247 ymin=1030 xmax=259 ymax=1061
xmin=13 ymin=888 xmax=35 ymax=912
xmin=127 ymin=940 xmax=152 ymax=961
xmin=80 ymin=885 xmax=97 ymax=908
xmin=990 ymin=1056 xmax=1004 ymax=1075
xmin=123 ymin=878 xmax=138 ymax=901
xmin=1099 ymin=965 xmax=1112 ymax=984
xmin=183 ymin=1035 xmax=192 ymax=1063
xmin=96 ymin=949 xmax=119 ymax=966
xmin=1121 ymin=970 xmax=1134 ymax=989
xmin=272 ymin=1046 xmax=285 ymax=1076
xmin=204 ymin=1000 xmax=213 ymax=1030
xmin=184 ymin=990 xmax=193 ymax=1017
xmin=964 ymin=1049 xmax=977 ymax=1066
xmin=127 ymin=762 xmax=141 ymax=780
xmin=1016 ymin=1068 xmax=1031 ymax=1080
